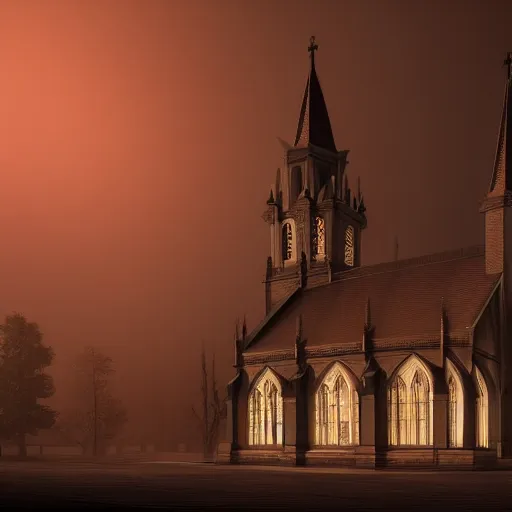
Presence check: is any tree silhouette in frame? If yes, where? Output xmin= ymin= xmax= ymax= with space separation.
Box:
xmin=0 ymin=313 xmax=56 ymax=457
xmin=57 ymin=346 xmax=127 ymax=456
xmin=192 ymin=345 xmax=225 ymax=460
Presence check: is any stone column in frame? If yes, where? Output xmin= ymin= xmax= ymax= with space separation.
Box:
xmin=283 ymin=397 xmax=297 ymax=465
xmin=216 ymin=374 xmax=242 ymax=464
xmin=358 ymin=392 xmax=376 ymax=468
xmin=433 ymin=392 xmax=448 ymax=449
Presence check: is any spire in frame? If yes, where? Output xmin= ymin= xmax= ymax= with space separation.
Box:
xmin=294 ymin=37 xmax=337 ymax=153
xmin=488 ymin=52 xmax=512 ymax=196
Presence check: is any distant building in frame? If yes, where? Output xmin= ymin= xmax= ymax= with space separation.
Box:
xmin=218 ymin=40 xmax=512 ymax=469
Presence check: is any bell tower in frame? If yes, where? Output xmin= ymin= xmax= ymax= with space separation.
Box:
xmin=262 ymin=37 xmax=367 ymax=313
xmin=480 ymin=52 xmax=512 ymax=457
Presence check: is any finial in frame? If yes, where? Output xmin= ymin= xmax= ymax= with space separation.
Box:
xmin=299 ymin=251 xmax=308 ymax=288
xmin=242 ymin=315 xmax=247 ymax=340
xmin=308 ymin=36 xmax=318 ymax=68
xmin=504 ymin=52 xmax=512 ymax=80
xmin=234 ymin=318 xmax=240 ymax=341
xmin=363 ymin=297 xmax=373 ymax=355
xmin=295 ymin=314 xmax=306 ymax=370
xmin=296 ymin=314 xmax=303 ymax=341
xmin=308 ymin=36 xmax=318 ymax=54
xmin=364 ymin=297 xmax=372 ymax=330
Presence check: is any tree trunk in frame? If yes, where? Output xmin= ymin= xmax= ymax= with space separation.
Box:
xmin=17 ymin=434 xmax=27 ymax=458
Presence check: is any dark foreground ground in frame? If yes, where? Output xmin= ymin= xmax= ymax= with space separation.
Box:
xmin=1 ymin=459 xmax=512 ymax=511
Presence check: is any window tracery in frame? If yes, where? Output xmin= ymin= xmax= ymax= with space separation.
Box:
xmin=475 ymin=366 xmax=489 ymax=449
xmin=312 ymin=216 xmax=326 ymax=259
xmin=344 ymin=225 xmax=354 ymax=266
xmin=282 ymin=222 xmax=293 ymax=261
xmin=388 ymin=356 xmax=433 ymax=446
xmin=446 ymin=360 xmax=464 ymax=448
xmin=448 ymin=377 xmax=458 ymax=447
xmin=248 ymin=369 xmax=283 ymax=446
xmin=315 ymin=363 xmax=359 ymax=446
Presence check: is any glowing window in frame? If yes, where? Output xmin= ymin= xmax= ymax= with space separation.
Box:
xmin=315 ymin=363 xmax=359 ymax=446
xmin=388 ymin=356 xmax=433 ymax=446
xmin=248 ymin=369 xmax=283 ymax=446
xmin=344 ymin=226 xmax=354 ymax=266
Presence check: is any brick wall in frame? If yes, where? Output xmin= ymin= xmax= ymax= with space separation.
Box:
xmin=485 ymin=208 xmax=504 ymax=274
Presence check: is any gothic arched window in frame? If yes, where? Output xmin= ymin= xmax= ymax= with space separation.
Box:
xmin=312 ymin=216 xmax=326 ymax=260
xmin=344 ymin=225 xmax=355 ymax=267
xmin=388 ymin=356 xmax=433 ymax=446
xmin=446 ymin=360 xmax=464 ymax=448
xmin=315 ymin=363 xmax=359 ymax=446
xmin=291 ymin=166 xmax=303 ymax=203
xmin=248 ymin=369 xmax=283 ymax=446
xmin=282 ymin=221 xmax=295 ymax=262
xmin=475 ymin=366 xmax=489 ymax=448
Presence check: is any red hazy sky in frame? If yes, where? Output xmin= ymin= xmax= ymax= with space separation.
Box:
xmin=0 ymin=0 xmax=511 ymax=443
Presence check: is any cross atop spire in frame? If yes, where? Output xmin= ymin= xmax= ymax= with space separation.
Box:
xmin=293 ymin=37 xmax=337 ymax=152
xmin=308 ymin=36 xmax=318 ymax=68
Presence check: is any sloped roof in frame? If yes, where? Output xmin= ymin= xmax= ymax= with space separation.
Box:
xmin=245 ymin=246 xmax=500 ymax=354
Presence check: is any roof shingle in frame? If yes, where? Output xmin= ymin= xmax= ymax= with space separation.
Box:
xmin=245 ymin=246 xmax=500 ymax=354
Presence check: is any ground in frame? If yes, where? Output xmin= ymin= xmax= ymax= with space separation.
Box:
xmin=0 ymin=459 xmax=511 ymax=510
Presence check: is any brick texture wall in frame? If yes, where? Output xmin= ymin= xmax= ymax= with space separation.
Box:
xmin=485 ymin=208 xmax=504 ymax=274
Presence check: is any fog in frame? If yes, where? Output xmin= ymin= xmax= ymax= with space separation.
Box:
xmin=0 ymin=0 xmax=510 ymax=450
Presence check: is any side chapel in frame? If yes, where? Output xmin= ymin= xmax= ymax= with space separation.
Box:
xmin=218 ymin=40 xmax=512 ymax=468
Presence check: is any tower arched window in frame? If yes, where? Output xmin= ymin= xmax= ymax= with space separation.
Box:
xmin=344 ymin=225 xmax=355 ymax=267
xmin=248 ymin=369 xmax=283 ymax=446
xmin=315 ymin=363 xmax=359 ymax=446
xmin=282 ymin=221 xmax=295 ymax=263
xmin=388 ymin=355 xmax=433 ymax=446
xmin=475 ymin=366 xmax=489 ymax=448
xmin=312 ymin=216 xmax=326 ymax=260
xmin=446 ymin=360 xmax=464 ymax=448
xmin=291 ymin=166 xmax=303 ymax=203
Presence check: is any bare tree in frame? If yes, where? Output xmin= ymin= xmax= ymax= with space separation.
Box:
xmin=57 ymin=346 xmax=127 ymax=456
xmin=192 ymin=345 xmax=225 ymax=460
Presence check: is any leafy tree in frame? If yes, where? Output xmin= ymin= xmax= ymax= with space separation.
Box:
xmin=0 ymin=313 xmax=56 ymax=456
xmin=57 ymin=346 xmax=127 ymax=456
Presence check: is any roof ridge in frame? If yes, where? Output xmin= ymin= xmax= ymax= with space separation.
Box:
xmin=332 ymin=245 xmax=485 ymax=283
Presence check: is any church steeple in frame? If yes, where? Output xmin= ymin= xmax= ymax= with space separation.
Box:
xmin=481 ymin=52 xmax=512 ymax=275
xmin=294 ymin=37 xmax=337 ymax=153
xmin=488 ymin=52 xmax=512 ymax=197
xmin=262 ymin=38 xmax=367 ymax=313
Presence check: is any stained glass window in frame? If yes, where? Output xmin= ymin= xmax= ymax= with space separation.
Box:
xmin=248 ymin=370 xmax=283 ymax=446
xmin=475 ymin=367 xmax=489 ymax=448
xmin=315 ymin=364 xmax=359 ymax=446
xmin=282 ymin=222 xmax=293 ymax=261
xmin=388 ymin=358 xmax=432 ymax=446
xmin=344 ymin=225 xmax=354 ymax=266
xmin=312 ymin=217 xmax=326 ymax=258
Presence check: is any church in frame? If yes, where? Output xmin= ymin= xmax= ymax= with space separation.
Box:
xmin=217 ymin=39 xmax=512 ymax=469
